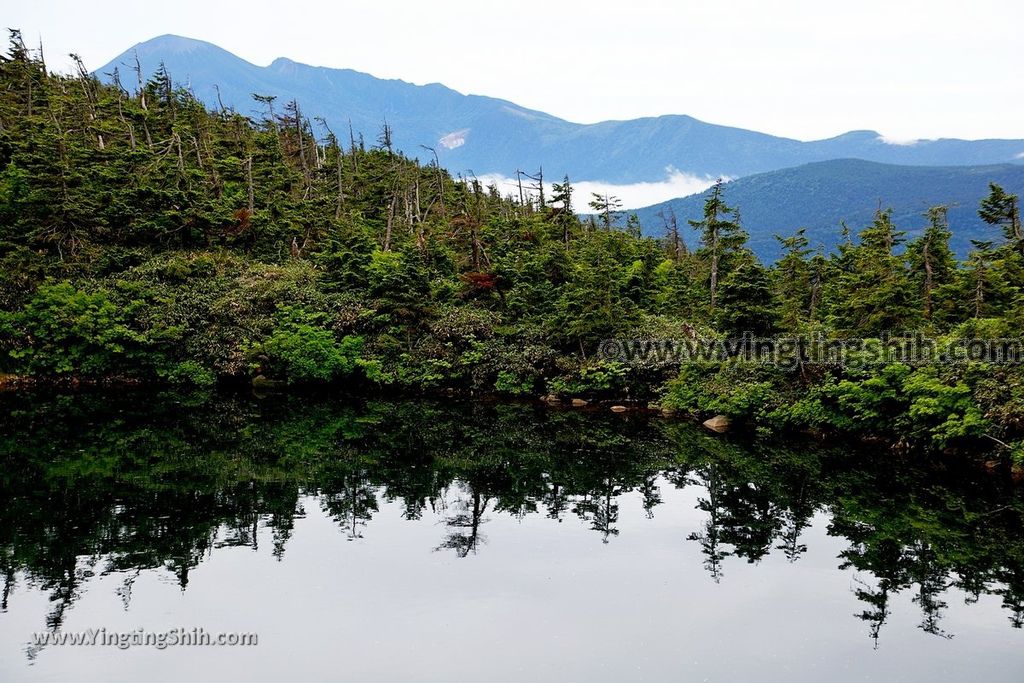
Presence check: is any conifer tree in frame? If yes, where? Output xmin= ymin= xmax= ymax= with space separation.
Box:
xmin=689 ymin=180 xmax=747 ymax=311
xmin=773 ymin=228 xmax=813 ymax=329
xmin=979 ymin=183 xmax=1022 ymax=256
xmin=906 ymin=206 xmax=956 ymax=323
xmin=831 ymin=209 xmax=917 ymax=334
xmin=588 ymin=192 xmax=622 ymax=230
xmin=716 ymin=252 xmax=777 ymax=337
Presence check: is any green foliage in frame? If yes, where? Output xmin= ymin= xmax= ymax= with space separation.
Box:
xmin=828 ymin=209 xmax=919 ymax=333
xmin=773 ymin=363 xmax=988 ymax=448
xmin=548 ymin=360 xmax=627 ymax=397
xmin=978 ymin=182 xmax=1022 ymax=253
xmin=905 ymin=206 xmax=957 ymax=324
xmin=495 ymin=370 xmax=535 ymax=396
xmin=0 ymin=282 xmax=141 ymax=376
xmin=663 ymin=358 xmax=992 ymax=449
xmin=158 ymin=360 xmax=217 ymax=387
xmin=662 ymin=361 xmax=788 ymax=428
xmin=901 ymin=367 xmax=988 ymax=447
xmin=773 ymin=228 xmax=814 ymax=329
xmin=715 ymin=254 xmax=777 ymax=336
xmin=253 ymin=306 xmax=365 ymax=383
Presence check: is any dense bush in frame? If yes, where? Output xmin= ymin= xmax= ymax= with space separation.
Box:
xmin=0 ymin=282 xmax=142 ymax=376
xmin=251 ymin=306 xmax=367 ymax=383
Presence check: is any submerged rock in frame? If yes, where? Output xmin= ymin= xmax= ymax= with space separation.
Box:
xmin=252 ymin=375 xmax=285 ymax=391
xmin=571 ymin=398 xmax=588 ymax=407
xmin=703 ymin=415 xmax=731 ymax=432
xmin=610 ymin=405 xmax=628 ymax=413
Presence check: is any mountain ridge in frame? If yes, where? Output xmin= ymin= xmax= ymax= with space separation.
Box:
xmin=631 ymin=159 xmax=1024 ymax=261
xmin=96 ymin=35 xmax=1024 ymax=189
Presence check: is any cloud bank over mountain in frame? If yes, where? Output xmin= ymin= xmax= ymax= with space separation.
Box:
xmin=477 ymin=169 xmax=720 ymax=210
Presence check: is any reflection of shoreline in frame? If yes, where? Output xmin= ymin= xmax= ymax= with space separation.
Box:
xmin=1 ymin=391 xmax=1023 ymax=653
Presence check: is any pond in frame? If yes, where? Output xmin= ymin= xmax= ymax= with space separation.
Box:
xmin=0 ymin=390 xmax=1022 ymax=681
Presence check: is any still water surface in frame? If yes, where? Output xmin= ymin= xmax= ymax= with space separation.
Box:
xmin=1 ymin=391 xmax=1022 ymax=681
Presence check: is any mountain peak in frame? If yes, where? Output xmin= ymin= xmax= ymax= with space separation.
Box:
xmin=831 ymin=129 xmax=882 ymax=140
xmin=98 ymin=35 xmax=243 ymax=74
xmin=132 ymin=34 xmax=220 ymax=55
xmin=269 ymin=57 xmax=302 ymax=74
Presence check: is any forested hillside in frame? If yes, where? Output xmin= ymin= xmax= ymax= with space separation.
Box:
xmin=3 ymin=31 xmax=1024 ymax=466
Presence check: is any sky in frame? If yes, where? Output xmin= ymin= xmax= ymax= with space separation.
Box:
xmin=6 ymin=0 xmax=1023 ymax=144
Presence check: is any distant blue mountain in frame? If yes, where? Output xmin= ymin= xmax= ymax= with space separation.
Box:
xmin=631 ymin=159 xmax=1024 ymax=261
xmin=96 ymin=35 xmax=1024 ymax=186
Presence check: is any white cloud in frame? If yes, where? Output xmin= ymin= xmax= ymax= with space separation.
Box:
xmin=1016 ymin=151 xmax=1024 ymax=159
xmin=474 ymin=167 xmax=718 ymax=211
xmin=439 ymin=129 xmax=468 ymax=150
xmin=877 ymin=134 xmax=923 ymax=146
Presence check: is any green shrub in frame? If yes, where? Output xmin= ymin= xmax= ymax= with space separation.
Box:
xmin=0 ymin=281 xmax=141 ymax=376
xmin=662 ymin=361 xmax=787 ymax=425
xmin=253 ymin=306 xmax=365 ymax=383
xmin=548 ymin=360 xmax=626 ymax=397
xmin=495 ymin=370 xmax=535 ymax=396
xmin=157 ymin=360 xmax=217 ymax=387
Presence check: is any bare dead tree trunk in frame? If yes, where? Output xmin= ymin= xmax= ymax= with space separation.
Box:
xmin=214 ymin=84 xmax=227 ymax=115
xmin=71 ymin=54 xmax=104 ymax=150
xmin=414 ymin=178 xmax=423 ymax=223
xmin=133 ymin=52 xmax=147 ymax=111
xmin=348 ymin=119 xmax=359 ymax=176
xmin=975 ymin=265 xmax=985 ymax=318
xmin=114 ymin=85 xmax=136 ymax=150
xmin=291 ymin=101 xmax=311 ymax=192
xmin=245 ymin=156 xmax=255 ymax=213
xmin=709 ymin=229 xmax=720 ymax=310
xmin=923 ymin=239 xmax=934 ymax=320
xmin=383 ymin=194 xmax=397 ymax=251
xmin=335 ymin=149 xmax=345 ymax=219
xmin=809 ymin=269 xmax=821 ymax=321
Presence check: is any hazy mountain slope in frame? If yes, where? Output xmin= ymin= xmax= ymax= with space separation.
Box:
xmin=96 ymin=36 xmax=1024 ymax=185
xmin=632 ymin=160 xmax=1024 ymax=261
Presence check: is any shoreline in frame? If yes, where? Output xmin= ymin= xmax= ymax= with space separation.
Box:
xmin=3 ymin=372 xmax=1022 ymax=481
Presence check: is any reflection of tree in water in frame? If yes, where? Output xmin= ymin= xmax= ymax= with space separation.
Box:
xmin=2 ymin=560 xmax=15 ymax=612
xmin=688 ymin=465 xmax=728 ymax=583
xmin=435 ymin=485 xmax=490 ymax=557
xmin=828 ymin=466 xmax=1024 ymax=643
xmin=686 ymin=458 xmax=790 ymax=581
xmin=574 ymin=482 xmax=622 ymax=544
xmin=909 ymin=542 xmax=953 ymax=639
xmin=851 ymin=575 xmax=891 ymax=648
xmin=776 ymin=480 xmax=814 ymax=563
xmin=846 ymin=541 xmax=954 ymax=648
xmin=321 ymin=468 xmax=379 ymax=541
xmin=2 ymin=391 xmax=1024 ymax=654
xmin=640 ymin=475 xmax=663 ymax=520
xmin=719 ymin=481 xmax=783 ymax=564
xmin=542 ymin=480 xmax=569 ymax=522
